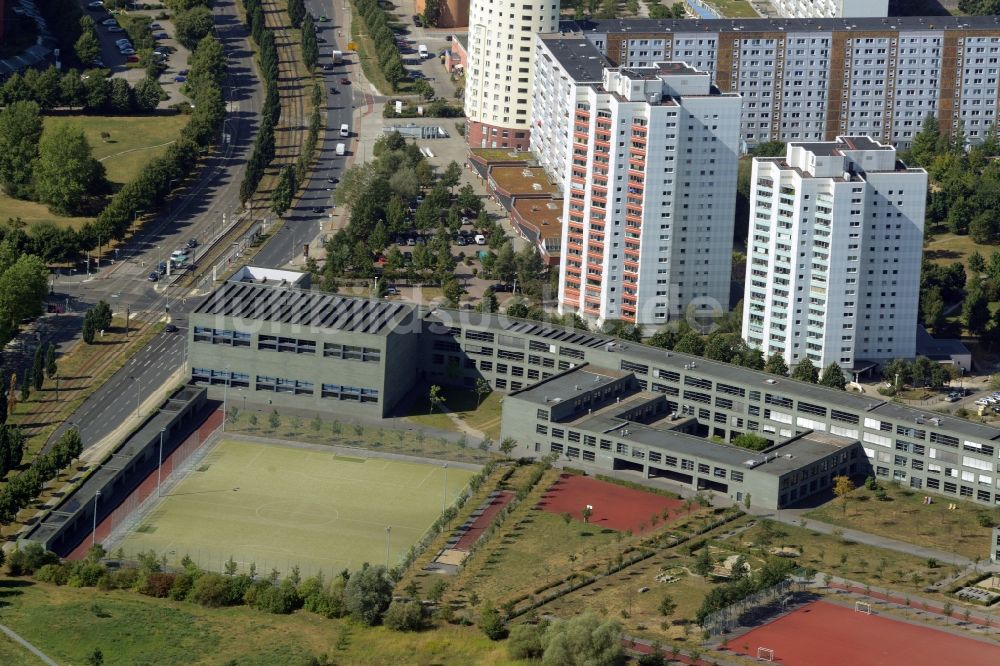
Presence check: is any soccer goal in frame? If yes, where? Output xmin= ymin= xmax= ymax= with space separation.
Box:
xmin=757 ymin=646 xmax=775 ymax=662
xmin=855 ymin=600 xmax=873 ymax=615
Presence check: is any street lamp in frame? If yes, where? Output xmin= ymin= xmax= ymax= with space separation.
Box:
xmin=442 ymin=463 xmax=448 ymax=510
xmin=92 ymin=490 xmax=102 ymax=546
xmin=223 ymin=365 xmax=231 ymax=431
xmin=385 ymin=526 xmax=391 ymax=569
xmin=158 ymin=427 xmax=166 ymax=498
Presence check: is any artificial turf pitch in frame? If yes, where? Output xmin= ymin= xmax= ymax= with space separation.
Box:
xmin=118 ymin=438 xmax=473 ymax=576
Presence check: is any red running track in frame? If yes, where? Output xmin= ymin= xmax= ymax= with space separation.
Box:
xmin=537 ymin=474 xmax=687 ymax=534
xmin=723 ymin=599 xmax=1000 ymax=666
xmin=65 ymin=408 xmax=223 ymax=560
xmin=454 ymin=491 xmax=514 ymax=551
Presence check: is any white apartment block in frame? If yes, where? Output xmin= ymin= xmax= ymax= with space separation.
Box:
xmin=553 ymin=62 xmax=742 ymax=327
xmin=464 ymin=0 xmax=559 ymax=150
xmin=742 ymin=137 xmax=927 ymax=372
xmin=575 ymin=16 xmax=1000 ymax=148
xmin=771 ymin=0 xmax=887 ymax=18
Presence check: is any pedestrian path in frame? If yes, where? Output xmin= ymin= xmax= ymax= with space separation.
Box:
xmin=0 ymin=623 xmax=59 ymax=666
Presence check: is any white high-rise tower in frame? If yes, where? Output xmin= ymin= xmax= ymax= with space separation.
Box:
xmin=464 ymin=0 xmax=559 ymax=151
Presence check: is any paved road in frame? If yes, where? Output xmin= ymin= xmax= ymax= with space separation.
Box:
xmin=252 ymin=0 xmax=357 ymax=268
xmin=45 ymin=0 xmax=259 ymax=452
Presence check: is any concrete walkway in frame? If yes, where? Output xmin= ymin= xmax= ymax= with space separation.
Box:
xmin=0 ymin=623 xmax=59 ymax=666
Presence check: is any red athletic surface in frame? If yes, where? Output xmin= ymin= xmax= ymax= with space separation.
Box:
xmin=66 ymin=408 xmax=223 ymax=560
xmin=723 ymin=600 xmax=1000 ymax=666
xmin=454 ymin=490 xmax=514 ymax=551
xmin=536 ymin=474 xmax=686 ymax=533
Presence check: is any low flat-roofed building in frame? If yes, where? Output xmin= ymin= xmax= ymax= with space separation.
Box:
xmin=510 ymin=197 xmax=563 ymax=266
xmin=487 ymin=165 xmax=559 ymax=209
xmin=188 ymin=280 xmax=420 ymax=417
xmin=230 ymin=266 xmax=311 ymax=289
xmin=500 ymin=364 xmax=862 ymax=508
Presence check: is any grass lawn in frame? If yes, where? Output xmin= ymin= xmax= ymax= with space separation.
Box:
xmin=804 ymin=482 xmax=999 ymax=561
xmin=0 ymin=579 xmax=516 ymax=666
xmin=0 ymin=114 xmax=187 ymax=230
xmin=709 ymin=0 xmax=758 ymax=17
xmin=924 ymin=231 xmax=980 ymax=271
xmin=407 ymin=388 xmax=504 ymax=440
xmin=226 ymin=411 xmax=494 ymax=465
xmin=117 ymin=438 xmax=473 ymax=577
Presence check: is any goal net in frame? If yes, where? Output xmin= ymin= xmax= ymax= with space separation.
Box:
xmin=757 ymin=647 xmax=774 ymax=662
xmin=855 ymin=601 xmax=873 ymax=615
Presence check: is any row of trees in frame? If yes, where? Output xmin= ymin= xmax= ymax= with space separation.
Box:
xmin=0 ymin=65 xmax=164 ymax=114
xmin=238 ymin=0 xmax=281 ymax=205
xmin=176 ymin=6 xmax=217 ymax=50
xmin=301 ymin=13 xmax=319 ymax=72
xmin=272 ymin=84 xmax=322 ymax=216
xmin=0 ymin=425 xmax=25 ymax=481
xmin=0 ymin=428 xmax=82 ymax=524
xmin=85 ymin=34 xmax=226 ymax=254
xmin=355 ymin=0 xmax=407 ymax=89
xmin=695 ymin=555 xmax=797 ymax=624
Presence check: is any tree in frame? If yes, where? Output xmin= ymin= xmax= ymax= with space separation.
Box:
xmin=422 ymin=0 xmax=440 ymax=27
xmin=909 ymin=113 xmax=942 ymax=167
xmin=494 ymin=242 xmax=517 ymax=285
xmin=345 ymin=565 xmax=393 ymax=625
xmin=921 ymin=286 xmax=946 ymax=332
xmin=673 ymin=332 xmax=704 ymax=356
xmin=82 ymin=310 xmax=96 ymax=344
xmin=499 ymin=437 xmax=517 ymax=459
xmin=791 ymin=358 xmax=819 ymax=383
xmin=0 ymin=101 xmax=43 ymax=199
xmin=287 ymin=0 xmax=306 ymax=27
xmin=508 ymin=622 xmax=545 ymax=660
xmin=969 ymin=250 xmax=986 ymax=274
xmin=133 ymin=77 xmax=163 ymax=113
xmin=442 ymin=277 xmax=462 ymax=306
xmin=32 ymin=343 xmax=44 ymax=391
xmin=540 ymin=612 xmax=622 ymax=666
xmin=477 ymin=287 xmax=498 ymax=314
xmin=75 ymin=27 xmax=101 ymax=66
xmin=833 ymin=475 xmax=854 ymax=515
xmin=301 ymin=14 xmax=319 ymax=71
xmin=658 ymin=594 xmax=677 ymax=617
xmin=0 ymin=255 xmax=49 ymax=340
xmin=820 ymin=363 xmax=847 ymax=390
xmin=428 ymin=384 xmax=444 ymax=413
xmin=479 ymin=603 xmax=506 ymax=640
xmin=764 ymin=353 xmax=788 ymax=376
xmin=474 ymin=377 xmax=492 ymax=407
xmin=269 ymin=409 xmax=281 ymax=429
xmin=963 ymin=283 xmax=990 ymax=335
xmin=271 ymin=165 xmax=297 ymax=216
xmin=175 ymin=6 xmax=215 ymax=50
xmin=108 ymin=77 xmax=133 ymax=113
xmin=693 ymin=547 xmax=713 ymax=576
xmin=732 ymin=433 xmax=769 ymax=451
xmin=34 ymin=124 xmax=105 ymax=215
xmin=383 ymin=599 xmax=424 ymax=631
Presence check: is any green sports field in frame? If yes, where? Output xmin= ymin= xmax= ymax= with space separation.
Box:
xmin=117 ymin=438 xmax=473 ymax=576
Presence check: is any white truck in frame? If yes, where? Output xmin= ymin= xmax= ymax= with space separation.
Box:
xmin=331 ymin=50 xmax=343 ymax=63
xmin=336 ymin=143 xmax=346 ymax=156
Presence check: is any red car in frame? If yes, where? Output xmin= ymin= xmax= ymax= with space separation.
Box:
xmin=340 ymin=77 xmax=350 ymax=85
xmin=126 ymin=55 xmax=139 ymax=63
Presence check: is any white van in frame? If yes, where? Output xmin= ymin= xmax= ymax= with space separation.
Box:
xmin=336 ymin=143 xmax=345 ymax=156
xmin=474 ymin=234 xmax=486 ymax=246
xmin=340 ymin=123 xmax=349 ymax=137
xmin=418 ymin=44 xmax=428 ymax=58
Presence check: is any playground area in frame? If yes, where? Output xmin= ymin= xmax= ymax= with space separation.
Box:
xmin=536 ymin=474 xmax=686 ymax=534
xmin=723 ymin=599 xmax=1000 ymax=666
xmin=117 ymin=438 xmax=474 ymax=576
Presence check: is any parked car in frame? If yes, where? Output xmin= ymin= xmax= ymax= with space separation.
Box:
xmin=402 ymin=251 xmax=413 ymax=265
xmin=147 ymin=271 xmax=159 ymax=281
xmin=101 ymin=18 xmax=118 ymax=26
xmin=126 ymin=54 xmax=139 ymax=62
xmin=174 ymin=75 xmax=187 ymax=82
xmin=91 ymin=58 xmax=105 ymax=67
xmin=87 ymin=1 xmax=104 ymax=9
xmin=406 ymin=237 xmax=416 ymax=246
xmin=155 ymin=32 xmax=169 ymax=39
xmin=107 ymin=25 xmax=124 ymax=32
xmin=179 ymin=69 xmax=189 ymax=75
xmin=119 ymin=48 xmax=136 ymax=55
xmin=386 ymin=286 xmax=399 ymax=296
xmin=456 ymin=236 xmax=467 ymax=246
xmin=150 ymin=22 xmax=162 ymax=29
xmin=323 ymin=63 xmax=334 ymax=71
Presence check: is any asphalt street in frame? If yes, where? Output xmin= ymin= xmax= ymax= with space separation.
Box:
xmin=252 ymin=0 xmax=357 ymax=268
xmin=44 ymin=0 xmax=260 ymax=452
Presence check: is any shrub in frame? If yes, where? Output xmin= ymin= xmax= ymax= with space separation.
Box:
xmin=8 ymin=543 xmax=59 ymax=576
xmin=506 ymin=622 xmax=544 ymax=660
xmin=344 ymin=565 xmax=393 ymax=625
xmin=383 ymin=600 xmax=425 ymax=631
xmin=68 ymin=561 xmax=108 ymax=588
xmin=480 ymin=603 xmax=507 ymax=640
xmin=169 ymin=572 xmax=194 ymax=600
xmin=190 ymin=573 xmax=231 ymax=607
xmin=140 ymin=572 xmax=176 ymax=597
xmin=34 ymin=563 xmax=69 ymax=585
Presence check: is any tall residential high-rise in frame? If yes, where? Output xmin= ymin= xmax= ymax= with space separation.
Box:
xmin=742 ymin=137 xmax=927 ymax=372
xmin=552 ymin=62 xmax=742 ymax=327
xmin=771 ymin=0 xmax=887 ymax=18
xmin=555 ymin=16 xmax=1000 ymax=149
xmin=464 ymin=0 xmax=559 ymax=151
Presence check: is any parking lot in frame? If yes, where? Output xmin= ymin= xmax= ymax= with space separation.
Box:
xmin=78 ymin=0 xmax=191 ymax=108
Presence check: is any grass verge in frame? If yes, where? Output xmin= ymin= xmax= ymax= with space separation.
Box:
xmin=804 ymin=482 xmax=998 ymax=561
xmin=406 ymin=388 xmax=503 ymax=440
xmin=0 ymin=578 xmax=515 ymax=666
